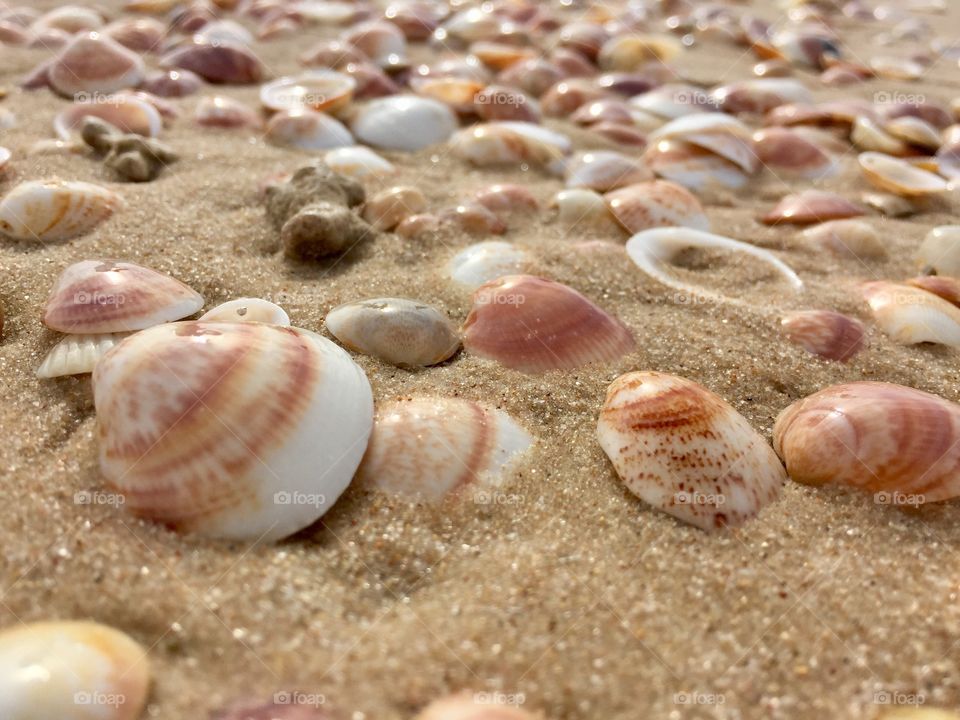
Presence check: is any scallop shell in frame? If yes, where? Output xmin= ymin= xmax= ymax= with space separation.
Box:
xmin=625 ymin=228 xmax=803 ymax=304
xmin=648 ymin=113 xmax=758 ymax=174
xmin=199 ymin=298 xmax=290 ymax=325
xmin=752 ymin=127 xmax=837 ymax=178
xmin=37 ymin=332 xmax=130 ymax=379
xmin=773 ymin=382 xmax=960 ymax=502
xmin=917 ymin=226 xmax=960 ymax=275
xmin=802 ymin=219 xmax=886 ymax=259
xmin=0 ymin=620 xmax=150 ymax=720
xmin=552 ymin=188 xmax=621 ymax=233
xmin=605 ymin=180 xmax=710 ymax=234
xmin=350 ymin=95 xmax=457 ymax=152
xmin=48 ymin=32 xmax=145 ymax=97
xmin=761 ymin=190 xmax=864 ymax=225
xmin=160 ymin=40 xmax=265 ymax=84
xmin=597 ymin=371 xmax=785 ymax=530
xmin=140 ymin=69 xmax=203 ymax=97
xmin=324 ymin=146 xmax=396 ymax=178
xmin=265 ymin=109 xmax=354 ymax=150
xmin=644 ymin=139 xmax=749 ymax=191
xmin=781 ymin=310 xmax=866 ymax=362
xmin=355 ymin=397 xmax=533 ymax=500
xmin=195 ymin=96 xmax=263 ymax=129
xmin=450 ymin=121 xmax=571 ymax=175
xmin=564 ymin=151 xmax=653 ymax=192
xmin=325 ymin=297 xmax=460 ymax=367
xmin=858 ymin=151 xmax=948 ymax=197
xmin=862 ymin=281 xmax=960 ymax=346
xmin=260 ymin=70 xmax=356 ymax=114
xmin=0 ymin=180 xmax=122 ymax=243
xmin=362 ymin=186 xmax=427 ymax=230
xmin=93 ymin=321 xmax=374 ymax=541
xmin=905 ymin=276 xmax=960 ymax=307
xmin=44 ymin=259 xmax=203 ymax=334
xmin=447 ymin=241 xmax=532 ymax=291
xmin=53 ymin=95 xmax=163 ymax=140
xmin=462 ymin=275 xmax=635 ymax=373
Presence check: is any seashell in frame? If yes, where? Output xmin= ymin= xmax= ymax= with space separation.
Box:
xmin=0 ymin=20 xmax=31 ymax=45
xmin=324 ymin=146 xmax=395 ymax=178
xmin=917 ymin=226 xmax=960 ymax=275
xmin=711 ymin=78 xmax=813 ymax=115
xmin=343 ymin=21 xmax=406 ymax=66
xmin=905 ymin=276 xmax=960 ymax=307
xmin=193 ymin=19 xmax=254 ymax=47
xmin=754 ymin=59 xmax=793 ymax=77
xmin=570 ymin=98 xmax=634 ymax=126
xmin=412 ymin=77 xmax=486 ymax=114
xmin=0 ymin=180 xmax=122 ymax=243
xmin=851 ymin=115 xmax=910 ymax=155
xmin=644 ymin=139 xmax=749 ymax=191
xmin=935 ymin=143 xmax=960 ymax=180
xmin=870 ymin=55 xmax=924 ymax=80
xmin=384 ymin=1 xmax=442 ymax=41
xmin=773 ymin=382 xmax=960 ymax=502
xmin=604 ymin=180 xmax=709 ymax=234
xmin=770 ymin=28 xmax=840 ymax=68
xmin=298 ymin=39 xmax=365 ymax=69
xmin=396 ymin=213 xmax=441 ymax=239
xmin=765 ymin=100 xmax=875 ymax=129
xmin=199 ymin=298 xmax=290 ymax=325
xmin=598 ymin=34 xmax=683 ymax=71
xmin=463 ymin=275 xmax=634 ymax=373
xmin=557 ymin=22 xmax=609 ymax=61
xmin=0 ymin=620 xmax=149 ymax=720
xmin=496 ymin=58 xmax=563 ymax=98
xmin=414 ymin=693 xmax=539 ymax=720
xmin=355 ymin=397 xmax=532 ymax=500
xmin=880 ymin=100 xmax=953 ymax=130
xmin=548 ymin=47 xmax=595 ymax=78
xmin=552 ymin=188 xmax=620 ymax=233
xmin=33 ymin=6 xmax=104 ymax=34
xmin=820 ymin=65 xmax=865 ymax=86
xmin=362 ymin=186 xmax=427 ymax=230
xmin=440 ymin=202 xmax=506 ymax=236
xmin=802 ymin=219 xmax=886 ymax=259
xmin=439 ymin=7 xmax=502 ymax=44
xmin=0 ymin=146 xmax=9 ymax=173
xmin=48 ymin=32 xmax=145 ymax=98
xmin=629 ymin=83 xmax=713 ymax=121
xmin=447 ymin=241 xmax=531 ymax=291
xmin=596 ymin=70 xmax=669 ymax=97
xmin=350 ymin=95 xmax=457 ymax=152
xmin=53 ymin=95 xmax=162 ymax=141
xmin=93 ymin=321 xmax=374 ymax=540
xmin=450 ymin=121 xmax=570 ymax=175
xmin=260 ymin=70 xmax=355 ymax=114
xmin=473 ymin=85 xmax=540 ymax=123
xmin=589 ymin=121 xmax=649 ymax=148
xmin=761 ymin=190 xmax=864 ymax=225
xmin=862 ymin=191 xmax=917 ymax=218
xmin=473 ymin=184 xmax=538 ymax=217
xmin=539 ymin=78 xmax=608 ymax=118
xmin=211 ymin=696 xmax=332 ymax=720
xmin=37 ymin=332 xmax=130 ymax=379
xmin=140 ymin=69 xmax=203 ymax=97
xmin=781 ymin=310 xmax=866 ymax=362
xmin=44 ymin=259 xmax=203 ymax=334
xmin=470 ymin=41 xmax=536 ymax=72
xmin=885 ymin=116 xmax=942 ymax=151
xmin=196 ymin=95 xmax=262 ymax=129
xmin=648 ymin=113 xmax=758 ymax=174
xmin=564 ymin=151 xmax=653 ymax=192
xmin=326 ymin=298 xmax=460 ymax=367
xmin=752 ymin=127 xmax=837 ymax=178
xmin=597 ymin=371 xmax=785 ymax=530
xmin=266 ymin=109 xmax=353 ymax=150
xmin=862 ymin=281 xmax=960 ymax=346
xmin=858 ymin=151 xmax=948 ymax=197
xmin=161 ymin=40 xmax=265 ymax=84
xmin=103 ymin=17 xmax=166 ymax=53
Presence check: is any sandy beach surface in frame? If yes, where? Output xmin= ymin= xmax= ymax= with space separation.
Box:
xmin=2 ymin=0 xmax=960 ymax=718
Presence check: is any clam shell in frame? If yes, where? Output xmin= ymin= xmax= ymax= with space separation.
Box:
xmin=53 ymin=95 xmax=163 ymax=140
xmin=93 ymin=321 xmax=374 ymax=540
xmin=564 ymin=151 xmax=653 ymax=192
xmin=552 ymin=188 xmax=620 ymax=233
xmin=161 ymin=40 xmax=265 ymax=84
xmin=362 ymin=186 xmax=427 ymax=230
xmin=598 ymin=33 xmax=683 ymax=71
xmin=440 ymin=202 xmax=506 ymax=236
xmin=0 ymin=180 xmax=122 ymax=242
xmin=858 ymin=151 xmax=948 ymax=197
xmin=781 ymin=310 xmax=866 ymax=362
xmin=342 ymin=20 xmax=406 ymax=66
xmin=752 ymin=127 xmax=837 ymax=178
xmin=199 ymin=298 xmax=290 ymax=325
xmin=885 ymin=115 xmax=942 ymax=151
xmin=265 ymin=109 xmax=354 ymax=150
xmin=774 ymin=382 xmax=960 ymax=502
xmin=103 ymin=17 xmax=166 ymax=52
xmin=48 ymin=32 xmax=145 ymax=98
xmin=473 ymin=84 xmax=540 ymax=123
xmin=711 ymin=78 xmax=813 ymax=115
xmin=905 ymin=276 xmax=960 ymax=307
xmin=447 ymin=241 xmax=531 ymax=291
xmin=451 ymin=121 xmax=571 ymax=175
xmin=597 ymin=371 xmax=785 ymax=530
xmin=648 ymin=113 xmax=758 ymax=174
xmin=761 ymin=190 xmax=864 ymax=225
xmin=539 ymin=78 xmax=608 ymax=119
xmin=0 ymin=147 xmax=10 ymax=172
xmin=802 ymin=219 xmax=886 ymax=259
xmin=324 ymin=146 xmax=396 ymax=178
xmin=195 ymin=95 xmax=262 ymax=129
xmin=412 ymin=77 xmax=486 ymax=113
xmin=630 ymin=83 xmax=714 ymax=121
xmin=917 ymin=226 xmax=960 ymax=275
xmin=470 ymin=42 xmax=536 ymax=71
xmin=350 ymin=95 xmax=457 ymax=152
xmin=140 ymin=69 xmax=203 ymax=97
xmin=862 ymin=281 xmax=960 ymax=346
xmin=0 ymin=620 xmax=149 ymax=720
xmin=37 ymin=332 xmax=130 ymax=379
xmin=44 ymin=259 xmax=203 ymax=334
xmin=496 ymin=58 xmax=563 ymax=98
xmin=355 ymin=397 xmax=533 ymax=501
xmin=463 ymin=275 xmax=635 ymax=373
xmin=34 ymin=6 xmax=104 ymax=34
xmin=473 ymin=184 xmax=538 ymax=217
xmin=644 ymin=139 xmax=749 ymax=191
xmin=260 ymin=70 xmax=356 ymax=113
xmin=325 ymin=297 xmax=460 ymax=367
xmin=605 ymin=180 xmax=710 ymax=234
xmin=862 ymin=191 xmax=918 ymax=218
xmin=851 ymin=115 xmax=910 ymax=155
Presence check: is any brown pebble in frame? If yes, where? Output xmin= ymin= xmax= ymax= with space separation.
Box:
xmin=265 ymin=162 xmax=365 ymax=229
xmin=281 ymin=201 xmax=373 ymax=259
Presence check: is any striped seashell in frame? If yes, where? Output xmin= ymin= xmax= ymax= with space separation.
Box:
xmin=760 ymin=190 xmax=864 ymax=225
xmin=752 ymin=127 xmax=837 ymax=178
xmin=917 ymin=226 xmax=960 ymax=276
xmin=53 ymin=95 xmax=163 ymax=140
xmin=858 ymin=151 xmax=948 ymax=197
xmin=0 ymin=180 xmax=122 ymax=242
xmin=649 ymin=113 xmax=758 ymax=174
xmin=781 ymin=310 xmax=866 ymax=362
xmin=802 ymin=219 xmax=886 ymax=260
xmin=37 ymin=332 xmax=130 ymax=379
xmin=644 ymin=139 xmax=749 ymax=191
xmin=711 ymin=78 xmax=813 ymax=115
xmin=160 ymin=39 xmax=265 ymax=84
xmin=565 ymin=151 xmax=653 ymax=192
xmin=774 ymin=382 xmax=960 ymax=502
xmin=597 ymin=371 xmax=785 ymax=530
xmin=862 ymin=281 xmax=960 ymax=346
xmin=351 ymin=95 xmax=457 ymax=152
xmin=451 ymin=121 xmax=571 ymax=175
xmin=605 ymin=180 xmax=709 ymax=235
xmin=463 ymin=275 xmax=635 ymax=373
xmin=260 ymin=70 xmax=356 ymax=114
xmin=265 ymin=109 xmax=354 ymax=150
xmin=93 ymin=321 xmax=374 ymax=540
xmin=905 ymin=276 xmax=960 ymax=308
xmin=47 ymin=32 xmax=145 ymax=98
xmin=362 ymin=186 xmax=427 ymax=230
xmin=447 ymin=241 xmax=532 ymax=291
xmin=199 ymin=298 xmax=290 ymax=325
xmin=44 ymin=259 xmax=203 ymax=334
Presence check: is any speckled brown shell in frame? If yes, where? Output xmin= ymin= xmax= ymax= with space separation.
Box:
xmin=780 ymin=310 xmax=866 ymax=362
xmin=597 ymin=371 xmax=785 ymax=530
xmin=774 ymin=382 xmax=960 ymax=502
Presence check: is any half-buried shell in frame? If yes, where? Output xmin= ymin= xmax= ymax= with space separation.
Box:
xmin=605 ymin=180 xmax=710 ymax=234
xmin=861 ymin=281 xmax=960 ymax=346
xmin=199 ymin=298 xmax=290 ymax=325
xmin=0 ymin=180 xmax=122 ymax=242
xmin=37 ymin=332 xmax=130 ymax=379
xmin=780 ymin=310 xmax=866 ymax=362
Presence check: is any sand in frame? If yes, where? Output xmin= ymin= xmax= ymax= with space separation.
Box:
xmin=2 ymin=1 xmax=960 ymax=718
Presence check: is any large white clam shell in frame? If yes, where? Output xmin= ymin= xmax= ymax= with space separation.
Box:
xmin=0 ymin=620 xmax=150 ymax=720
xmin=354 ymin=397 xmax=534 ymax=500
xmin=350 ymin=95 xmax=457 ymax=152
xmin=199 ymin=298 xmax=290 ymax=325
xmin=446 ymin=240 xmax=532 ymax=291
xmin=598 ymin=371 xmax=785 ymax=530
xmin=93 ymin=321 xmax=374 ymax=541
xmin=37 ymin=332 xmax=130 ymax=379
xmin=0 ymin=180 xmax=122 ymax=242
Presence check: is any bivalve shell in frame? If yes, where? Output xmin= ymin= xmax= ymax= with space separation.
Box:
xmin=564 ymin=151 xmax=653 ymax=192
xmin=917 ymin=226 xmax=960 ymax=275
xmin=265 ymin=109 xmax=354 ymax=150
xmin=48 ymin=32 xmax=145 ymax=98
xmin=862 ymin=281 xmax=960 ymax=346
xmin=161 ymin=40 xmax=265 ymax=84
xmin=362 ymin=186 xmax=427 ymax=230
xmin=260 ymin=70 xmax=355 ymax=114
xmin=0 ymin=180 xmax=122 ymax=242
xmin=195 ymin=96 xmax=263 ymax=129
xmin=858 ymin=151 xmax=948 ymax=197
xmin=451 ymin=121 xmax=571 ymax=175
xmin=199 ymin=298 xmax=290 ymax=325
xmin=351 ymin=95 xmax=457 ymax=152
xmin=447 ymin=241 xmax=531 ymax=291
xmin=761 ymin=190 xmax=864 ymax=225
xmin=781 ymin=310 xmax=866 ymax=362
xmin=648 ymin=113 xmax=759 ymax=175
xmin=605 ymin=180 xmax=709 ymax=234
xmin=802 ymin=219 xmax=886 ymax=259
xmin=53 ymin=95 xmax=163 ymax=140
xmin=37 ymin=332 xmax=130 ymax=378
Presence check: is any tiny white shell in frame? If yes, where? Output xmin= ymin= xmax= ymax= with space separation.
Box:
xmin=37 ymin=333 xmax=130 ymax=379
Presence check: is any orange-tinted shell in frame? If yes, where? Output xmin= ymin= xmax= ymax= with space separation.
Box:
xmin=781 ymin=310 xmax=866 ymax=362
xmin=463 ymin=275 xmax=634 ymax=373
xmin=605 ymin=180 xmax=710 ymax=234
xmin=761 ymin=190 xmax=864 ymax=225
xmin=905 ymin=276 xmax=960 ymax=307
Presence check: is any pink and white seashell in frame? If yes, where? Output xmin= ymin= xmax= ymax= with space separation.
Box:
xmin=260 ymin=70 xmax=356 ymax=114
xmin=597 ymin=371 xmax=785 ymax=530
xmin=802 ymin=219 xmax=886 ymax=259
xmin=0 ymin=180 xmax=122 ymax=242
xmin=37 ymin=332 xmax=130 ymax=379
xmin=648 ymin=113 xmax=759 ymax=175
xmin=199 ymin=298 xmax=290 ymax=325
xmin=862 ymin=281 xmax=960 ymax=346
xmin=265 ymin=109 xmax=353 ymax=150
xmin=446 ymin=240 xmax=532 ymax=291
xmin=103 ymin=17 xmax=167 ymax=53
xmin=324 ymin=146 xmax=396 ymax=178
xmin=53 ymin=95 xmax=163 ymax=140
xmin=47 ymin=32 xmax=145 ymax=98
xmin=440 ymin=202 xmax=507 ymax=236
xmin=644 ymin=139 xmax=749 ymax=191
xmin=858 ymin=151 xmax=948 ymax=197
xmin=139 ymin=69 xmax=204 ymax=97
xmin=473 ymin=184 xmax=538 ymax=217
xmin=905 ymin=276 xmax=960 ymax=308
xmin=451 ymin=121 xmax=571 ymax=175
xmin=564 ymin=151 xmax=653 ymax=192
xmin=761 ymin=190 xmax=865 ymax=225
xmin=605 ymin=180 xmax=710 ymax=234
xmin=781 ymin=310 xmax=866 ymax=362
xmin=196 ymin=95 xmax=263 ymax=129
xmin=362 ymin=186 xmax=428 ymax=230
xmin=161 ymin=39 xmax=265 ymax=84
xmin=752 ymin=127 xmax=837 ymax=178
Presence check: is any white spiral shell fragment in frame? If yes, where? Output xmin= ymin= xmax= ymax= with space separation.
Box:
xmin=0 ymin=180 xmax=122 ymax=242
xmin=37 ymin=333 xmax=130 ymax=379
xmin=92 ymin=321 xmax=374 ymax=541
